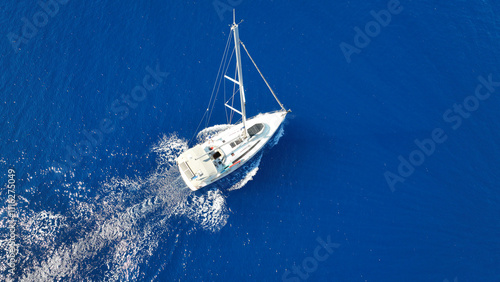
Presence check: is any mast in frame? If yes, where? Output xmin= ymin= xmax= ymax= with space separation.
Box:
xmin=231 ymin=10 xmax=248 ymax=139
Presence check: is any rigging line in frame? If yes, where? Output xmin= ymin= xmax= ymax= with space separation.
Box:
xmin=207 ymin=33 xmax=233 ymax=127
xmin=227 ymin=87 xmax=239 ymax=99
xmin=224 ymin=53 xmax=238 ymax=124
xmin=188 ymin=110 xmax=208 ymax=146
xmin=224 ymin=88 xmax=239 ymax=113
xmin=212 ymin=44 xmax=235 ymax=126
xmin=230 ymin=63 xmax=238 ymax=123
xmin=224 ymin=88 xmax=239 ymax=104
xmin=240 ymin=41 xmax=287 ymax=111
xmin=207 ymin=42 xmax=235 ymax=128
xmin=205 ymin=32 xmax=234 ymax=128
xmin=224 ymin=85 xmax=239 ymax=124
xmin=224 ymin=46 xmax=237 ymax=124
xmin=224 ymin=47 xmax=237 ymax=124
xmin=225 ymin=48 xmax=236 ymax=124
xmin=189 ymin=32 xmax=232 ymax=146
xmin=224 ymin=47 xmax=230 ymax=123
xmin=224 ymin=66 xmax=228 ymax=123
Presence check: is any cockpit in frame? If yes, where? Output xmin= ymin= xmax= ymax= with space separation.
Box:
xmin=248 ymin=123 xmax=264 ymax=137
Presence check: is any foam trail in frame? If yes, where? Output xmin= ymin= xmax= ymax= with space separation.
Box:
xmin=18 ymin=134 xmax=191 ymax=281
xmin=228 ymin=154 xmax=262 ymax=191
xmin=175 ymin=189 xmax=229 ymax=232
xmin=227 ymin=123 xmax=285 ymax=191
xmin=20 ymin=169 xmax=190 ymax=281
xmin=13 ymin=121 xmax=286 ymax=281
xmin=268 ymin=124 xmax=285 ymax=148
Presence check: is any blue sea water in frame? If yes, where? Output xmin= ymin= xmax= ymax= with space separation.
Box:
xmin=1 ymin=0 xmax=500 ymax=281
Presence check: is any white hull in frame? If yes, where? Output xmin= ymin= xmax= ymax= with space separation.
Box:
xmin=176 ymin=12 xmax=289 ymax=191
xmin=176 ymin=110 xmax=287 ymax=191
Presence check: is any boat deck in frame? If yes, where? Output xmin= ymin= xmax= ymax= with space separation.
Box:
xmin=176 ymin=111 xmax=288 ymax=191
xmin=177 ymin=145 xmax=217 ymax=185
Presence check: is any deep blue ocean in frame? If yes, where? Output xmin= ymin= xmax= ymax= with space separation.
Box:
xmin=1 ymin=0 xmax=500 ymax=281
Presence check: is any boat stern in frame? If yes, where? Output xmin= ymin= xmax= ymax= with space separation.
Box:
xmin=176 ymin=145 xmax=218 ymax=191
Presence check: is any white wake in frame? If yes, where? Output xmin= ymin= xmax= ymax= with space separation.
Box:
xmin=3 ymin=122 xmax=286 ymax=281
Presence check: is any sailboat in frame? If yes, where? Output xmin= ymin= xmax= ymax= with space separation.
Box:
xmin=176 ymin=11 xmax=290 ymax=191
